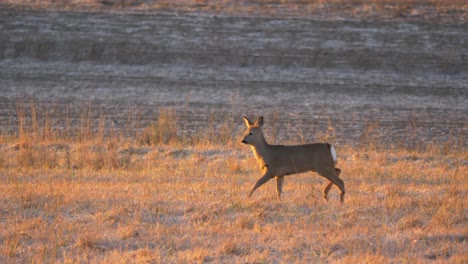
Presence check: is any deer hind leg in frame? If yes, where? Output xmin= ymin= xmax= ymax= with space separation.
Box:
xmin=335 ymin=168 xmax=345 ymax=203
xmin=323 ymin=168 xmax=341 ymax=200
xmin=322 ymin=181 xmax=334 ymax=201
xmin=276 ymin=176 xmax=284 ymax=200
xmin=318 ymin=167 xmax=345 ymax=203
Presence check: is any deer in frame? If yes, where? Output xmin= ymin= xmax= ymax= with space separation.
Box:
xmin=241 ymin=116 xmax=345 ymax=203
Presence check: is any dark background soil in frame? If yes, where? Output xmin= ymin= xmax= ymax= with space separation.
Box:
xmin=0 ymin=9 xmax=466 ymax=148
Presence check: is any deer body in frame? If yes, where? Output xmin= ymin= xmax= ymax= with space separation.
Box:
xmin=242 ymin=116 xmax=345 ymax=203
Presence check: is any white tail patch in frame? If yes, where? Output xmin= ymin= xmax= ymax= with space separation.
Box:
xmin=330 ymin=145 xmax=337 ymax=163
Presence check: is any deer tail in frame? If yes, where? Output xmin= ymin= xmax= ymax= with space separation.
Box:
xmin=328 ymin=144 xmax=337 ymax=164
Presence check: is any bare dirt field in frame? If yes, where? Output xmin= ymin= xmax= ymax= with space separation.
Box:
xmin=0 ymin=2 xmax=467 ymax=263
xmin=0 ymin=6 xmax=467 ymax=147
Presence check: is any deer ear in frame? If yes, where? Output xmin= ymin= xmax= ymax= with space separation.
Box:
xmin=243 ymin=116 xmax=253 ymax=127
xmin=255 ymin=116 xmax=264 ymax=127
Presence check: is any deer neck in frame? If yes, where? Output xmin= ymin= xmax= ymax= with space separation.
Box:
xmin=249 ymin=131 xmax=270 ymax=170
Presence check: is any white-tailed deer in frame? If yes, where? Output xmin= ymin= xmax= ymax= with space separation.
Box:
xmin=241 ymin=116 xmax=345 ymax=203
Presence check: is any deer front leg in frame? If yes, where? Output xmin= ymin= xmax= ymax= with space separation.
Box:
xmin=276 ymin=176 xmax=284 ymax=200
xmin=248 ymin=171 xmax=274 ymax=197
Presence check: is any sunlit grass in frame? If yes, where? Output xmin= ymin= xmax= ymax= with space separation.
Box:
xmin=0 ymin=102 xmax=466 ymax=263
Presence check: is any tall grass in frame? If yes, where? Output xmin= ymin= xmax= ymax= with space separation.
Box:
xmin=2 ymin=99 xmax=464 ymax=171
xmin=3 ymin=100 xmax=244 ymax=171
xmin=0 ymin=100 xmax=466 ymax=263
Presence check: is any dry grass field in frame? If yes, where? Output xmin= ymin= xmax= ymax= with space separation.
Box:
xmin=0 ymin=106 xmax=466 ymax=263
xmin=0 ymin=1 xmax=466 ymax=262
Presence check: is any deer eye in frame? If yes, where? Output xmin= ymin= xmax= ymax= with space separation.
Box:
xmin=248 ymin=132 xmax=252 ymax=135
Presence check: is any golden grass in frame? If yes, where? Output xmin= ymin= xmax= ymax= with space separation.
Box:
xmin=0 ymin=103 xmax=466 ymax=263
xmin=2 ymin=0 xmax=467 ymax=22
